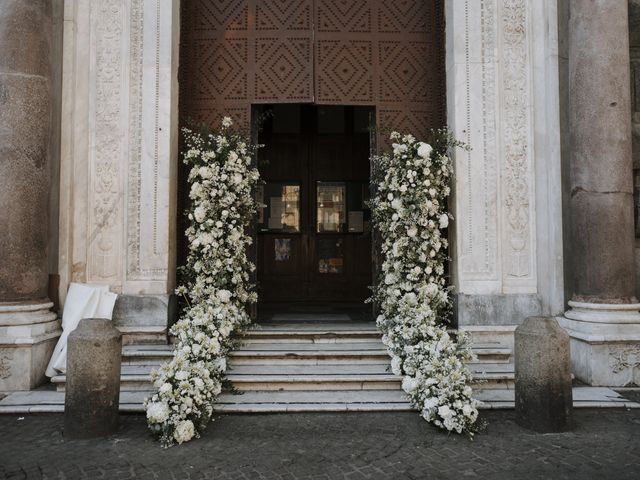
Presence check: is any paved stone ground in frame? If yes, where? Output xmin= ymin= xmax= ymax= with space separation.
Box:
xmin=0 ymin=409 xmax=639 ymax=480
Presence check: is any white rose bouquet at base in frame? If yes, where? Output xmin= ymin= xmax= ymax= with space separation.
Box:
xmin=145 ymin=117 xmax=260 ymax=447
xmin=370 ymin=130 xmax=480 ymax=436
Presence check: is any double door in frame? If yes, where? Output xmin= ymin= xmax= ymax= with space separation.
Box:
xmin=256 ymin=105 xmax=373 ymax=307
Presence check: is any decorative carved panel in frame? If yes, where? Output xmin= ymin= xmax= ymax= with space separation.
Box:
xmin=88 ymin=0 xmax=126 ymax=285
xmin=181 ymin=0 xmax=445 ymax=137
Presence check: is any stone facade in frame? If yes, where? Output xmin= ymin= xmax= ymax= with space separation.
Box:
xmin=57 ymin=0 xmax=180 ymax=336
xmin=0 ymin=0 xmax=638 ymax=390
xmin=447 ymin=0 xmax=563 ymax=327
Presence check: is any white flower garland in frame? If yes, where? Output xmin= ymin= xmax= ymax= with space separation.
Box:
xmin=145 ymin=117 xmax=260 ymax=447
xmin=371 ymin=131 xmax=480 ymax=435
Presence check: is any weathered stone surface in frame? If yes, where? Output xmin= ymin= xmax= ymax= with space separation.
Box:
xmin=112 ymin=294 xmax=173 ymax=327
xmin=0 ymin=0 xmax=51 ymax=76
xmin=515 ymin=317 xmax=573 ymax=433
xmin=0 ymin=0 xmax=51 ymax=302
xmin=64 ymin=319 xmax=121 ymax=439
xmin=0 ymin=0 xmax=59 ymax=392
xmin=569 ymin=192 xmax=636 ymax=301
xmin=568 ymin=0 xmax=636 ymax=302
xmin=455 ymin=294 xmax=542 ymax=326
xmin=3 ymin=411 xmax=640 ymax=479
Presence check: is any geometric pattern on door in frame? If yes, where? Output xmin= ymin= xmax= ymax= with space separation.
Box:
xmin=180 ymin=0 xmax=445 ymax=140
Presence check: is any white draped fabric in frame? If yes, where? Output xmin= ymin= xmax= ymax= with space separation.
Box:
xmin=45 ymin=283 xmax=118 ymax=377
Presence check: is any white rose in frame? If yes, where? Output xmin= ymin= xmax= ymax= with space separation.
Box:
xmin=392 ymin=143 xmax=408 ymax=156
xmin=228 ymin=151 xmax=238 ymax=162
xmin=423 ymin=397 xmax=439 ymax=411
xmin=159 ymin=383 xmax=172 ymax=394
xmin=173 ymin=420 xmax=195 ymax=444
xmin=213 ymin=357 xmax=227 ymax=372
xmin=438 ymin=405 xmax=452 ymax=419
xmin=439 ymin=213 xmax=449 ymax=229
xmin=198 ymin=166 xmax=212 ymax=179
xmin=146 ymin=401 xmax=169 ymax=424
xmin=417 ymin=142 xmax=433 ymax=159
xmin=391 ymin=356 xmax=402 ymax=376
xmin=193 ymin=206 xmax=206 ymax=223
xmin=216 ymin=289 xmax=232 ymax=303
xmin=174 ymin=370 xmax=189 ymax=381
xmin=407 ymin=226 xmax=418 ymax=238
xmin=221 ymin=116 xmax=233 ymax=128
xmin=401 ymin=376 xmax=419 ymax=394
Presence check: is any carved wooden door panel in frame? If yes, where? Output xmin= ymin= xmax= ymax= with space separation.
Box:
xmin=180 ymin=0 xmax=445 ymax=138
xmin=314 ymin=0 xmax=446 ymax=143
xmin=180 ymin=0 xmax=315 ymax=129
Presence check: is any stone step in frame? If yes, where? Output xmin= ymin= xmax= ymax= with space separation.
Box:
xmin=239 ymin=322 xmax=380 ymax=343
xmin=121 ymin=343 xmax=512 ymax=365
xmin=117 ymin=326 xmax=167 ymax=345
xmin=51 ymin=362 xmax=515 ymax=392
xmin=3 ymin=386 xmax=638 ymax=414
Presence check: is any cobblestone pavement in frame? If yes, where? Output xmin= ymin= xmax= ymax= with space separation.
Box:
xmin=1 ymin=409 xmax=639 ymax=480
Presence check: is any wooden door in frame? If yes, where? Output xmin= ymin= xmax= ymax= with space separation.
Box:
xmin=256 ymin=105 xmax=372 ymax=308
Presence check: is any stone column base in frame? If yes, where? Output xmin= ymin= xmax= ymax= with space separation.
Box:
xmin=0 ymin=301 xmax=61 ymax=391
xmin=558 ymin=301 xmax=640 ymax=387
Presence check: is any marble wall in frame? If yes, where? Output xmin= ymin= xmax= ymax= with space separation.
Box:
xmin=58 ymin=0 xmax=180 ymax=315
xmin=446 ymin=0 xmax=564 ymax=325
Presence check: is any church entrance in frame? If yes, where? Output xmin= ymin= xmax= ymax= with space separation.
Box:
xmin=179 ymin=0 xmax=446 ymax=316
xmin=255 ymin=105 xmax=373 ymax=312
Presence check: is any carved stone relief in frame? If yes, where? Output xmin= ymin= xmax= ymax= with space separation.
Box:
xmin=88 ymin=0 xmax=125 ymax=286
xmin=453 ymin=0 xmax=536 ymax=295
xmin=500 ymin=0 xmax=534 ymax=285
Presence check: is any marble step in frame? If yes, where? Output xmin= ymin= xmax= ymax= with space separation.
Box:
xmin=117 ymin=325 xmax=167 ymax=345
xmin=121 ymin=343 xmax=512 ymax=365
xmin=2 ymin=387 xmax=638 ymax=414
xmin=50 ymin=362 xmax=515 ymax=392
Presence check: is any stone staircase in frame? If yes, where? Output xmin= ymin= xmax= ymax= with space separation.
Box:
xmin=50 ymin=321 xmax=516 ymax=411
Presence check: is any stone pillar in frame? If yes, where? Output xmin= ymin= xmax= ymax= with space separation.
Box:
xmin=515 ymin=317 xmax=573 ymax=433
xmin=559 ymin=1 xmax=640 ymax=386
xmin=0 ymin=0 xmax=60 ymax=390
xmin=64 ymin=319 xmax=121 ymax=439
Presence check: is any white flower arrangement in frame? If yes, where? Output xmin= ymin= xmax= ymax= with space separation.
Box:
xmin=145 ymin=117 xmax=260 ymax=447
xmin=370 ymin=130 xmax=480 ymax=436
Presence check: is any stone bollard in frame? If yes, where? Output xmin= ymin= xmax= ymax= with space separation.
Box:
xmin=64 ymin=318 xmax=122 ymax=439
xmin=515 ymin=316 xmax=573 ymax=433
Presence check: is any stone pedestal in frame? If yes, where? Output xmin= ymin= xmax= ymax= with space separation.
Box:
xmin=515 ymin=317 xmax=573 ymax=433
xmin=0 ymin=302 xmax=59 ymax=390
xmin=559 ymin=302 xmax=640 ymax=386
xmin=0 ymin=1 xmax=60 ymax=391
xmin=563 ymin=1 xmax=640 ymax=386
xmin=64 ymin=318 xmax=121 ymax=439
